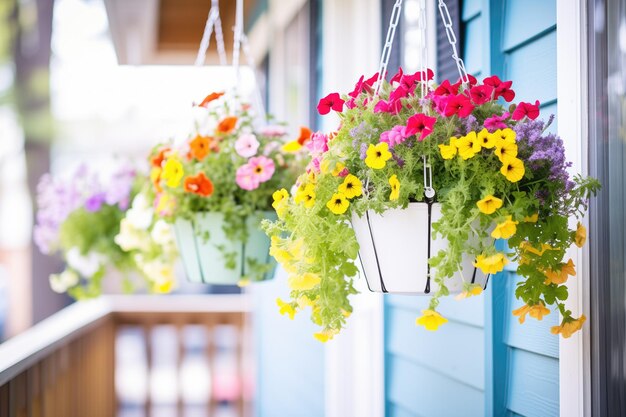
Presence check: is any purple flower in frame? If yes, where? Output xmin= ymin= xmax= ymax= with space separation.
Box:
xmin=85 ymin=193 xmax=106 ymax=212
xmin=380 ymin=125 xmax=406 ymax=148
xmin=105 ymin=165 xmax=136 ymax=210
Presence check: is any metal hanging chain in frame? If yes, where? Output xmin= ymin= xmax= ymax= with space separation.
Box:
xmin=375 ymin=0 xmax=404 ymax=96
xmin=423 ymin=156 xmax=435 ymax=199
xmin=195 ymin=0 xmax=227 ymax=66
xmin=417 ymin=0 xmax=428 ymax=98
xmin=437 ymin=0 xmax=469 ymax=86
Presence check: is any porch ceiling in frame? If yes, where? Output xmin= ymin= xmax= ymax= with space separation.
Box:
xmin=103 ymin=0 xmax=256 ymax=65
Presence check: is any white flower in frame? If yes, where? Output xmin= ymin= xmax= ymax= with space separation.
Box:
xmin=49 ymin=270 xmax=79 ymax=293
xmin=235 ymin=133 xmax=260 ymax=158
xmin=115 ymin=218 xmax=151 ymax=252
xmin=151 ymin=220 xmax=175 ymax=246
xmin=126 ymin=194 xmax=154 ymax=230
xmin=66 ymin=247 xmax=104 ymax=278
xmin=140 ymin=260 xmax=176 ymax=293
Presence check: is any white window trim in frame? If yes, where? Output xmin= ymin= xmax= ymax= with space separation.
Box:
xmin=556 ymin=1 xmax=591 ymax=416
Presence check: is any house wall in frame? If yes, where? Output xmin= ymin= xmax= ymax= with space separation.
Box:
xmin=384 ymin=1 xmax=560 ymax=416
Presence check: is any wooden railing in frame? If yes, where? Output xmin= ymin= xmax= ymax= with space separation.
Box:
xmin=0 ymin=295 xmax=252 ymax=417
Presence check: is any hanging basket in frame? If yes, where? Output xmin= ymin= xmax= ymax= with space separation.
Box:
xmin=351 ymin=202 xmax=489 ymax=294
xmin=174 ymin=211 xmax=277 ymax=284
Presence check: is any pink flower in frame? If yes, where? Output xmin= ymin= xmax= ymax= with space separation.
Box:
xmin=389 ymin=85 xmax=411 ymax=102
xmin=306 ymin=132 xmax=329 ymax=155
xmin=444 ymin=94 xmax=475 ymax=118
xmin=234 ymin=133 xmax=260 ymax=157
xmin=364 ymin=72 xmax=379 ymax=86
xmin=399 ymin=69 xmax=434 ymax=92
xmin=484 ymin=112 xmax=510 ymax=131
xmin=458 ymin=74 xmax=478 ymax=86
xmin=390 ymin=67 xmax=404 ymax=84
xmin=403 ymin=113 xmax=437 ymax=140
xmin=512 ymin=100 xmax=541 ymax=121
xmin=380 ymin=125 xmax=406 ymax=148
xmin=483 ymin=75 xmax=516 ymax=102
xmin=469 ymin=84 xmax=495 ymax=105
xmin=374 ymin=99 xmax=403 ymax=114
xmin=317 ymin=93 xmax=345 ymax=115
xmin=236 ymin=156 xmax=275 ymax=190
xmin=434 ymin=80 xmax=460 ymax=96
xmin=349 ymin=73 xmax=379 ymax=98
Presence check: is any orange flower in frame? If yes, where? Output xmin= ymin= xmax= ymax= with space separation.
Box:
xmin=217 ymin=117 xmax=238 ymax=134
xmin=189 ymin=135 xmax=212 ymax=161
xmin=544 ymin=259 xmax=576 ymax=285
xmin=151 ymin=147 xmax=170 ymax=168
xmin=197 ymin=91 xmax=225 ymax=108
xmin=183 ymin=172 xmax=214 ymax=197
xmin=297 ymin=127 xmax=312 ymax=145
xmin=551 ymin=315 xmax=586 ymax=338
xmin=512 ymin=302 xmax=550 ymax=324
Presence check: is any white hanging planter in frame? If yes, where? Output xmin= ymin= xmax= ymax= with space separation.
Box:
xmin=351 ymin=202 xmax=489 ymax=294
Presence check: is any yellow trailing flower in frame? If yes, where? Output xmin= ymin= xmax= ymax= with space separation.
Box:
xmin=389 ymin=174 xmax=400 ymax=200
xmin=476 ymin=195 xmax=503 ymax=214
xmin=457 ymin=131 xmax=481 ymax=159
xmin=162 ymin=157 xmax=184 ymax=188
xmin=297 ymin=295 xmax=315 ymax=309
xmin=295 ymin=184 xmax=316 ymax=208
xmin=575 ymin=222 xmax=587 ymax=247
xmin=314 ymin=328 xmax=339 ymax=343
xmin=438 ymin=139 xmax=457 ymax=159
xmin=338 ymin=174 xmax=363 ymax=199
xmin=519 ymin=241 xmax=557 ymax=256
xmin=282 ymin=141 xmax=302 ymax=152
xmin=478 ymin=128 xmax=496 ymax=148
xmin=474 ymin=253 xmax=508 ymax=274
xmin=272 ymin=188 xmax=290 ymax=217
xmin=327 ymin=192 xmax=350 ymax=214
xmin=455 ymin=284 xmax=483 ymax=300
xmin=544 ymin=259 xmax=576 ymax=285
xmin=276 ymin=298 xmax=296 ymax=320
xmin=365 ymin=142 xmax=392 ymax=169
xmin=288 ymin=272 xmax=321 ymax=291
xmin=491 ymin=215 xmax=519 ymax=239
xmin=513 ymin=302 xmax=550 ymax=324
xmin=524 ymin=213 xmax=539 ymax=223
xmin=331 ymin=162 xmax=346 ymax=176
xmin=551 ymin=315 xmax=586 ymax=338
xmin=491 ymin=128 xmax=516 ymax=144
xmin=415 ymin=309 xmax=448 ymax=331
xmin=500 ymin=157 xmax=525 ymax=182
xmin=494 ymin=140 xmax=518 ymax=162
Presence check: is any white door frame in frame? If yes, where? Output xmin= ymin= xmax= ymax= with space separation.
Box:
xmin=556 ymin=1 xmax=592 ymax=416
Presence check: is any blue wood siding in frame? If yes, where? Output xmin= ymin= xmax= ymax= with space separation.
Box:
xmin=384 ymin=1 xmax=559 ymax=416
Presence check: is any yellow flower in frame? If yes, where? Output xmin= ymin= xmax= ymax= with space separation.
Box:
xmin=331 ymin=162 xmax=346 ymax=176
xmin=162 ymin=157 xmax=184 ymax=188
xmin=491 ymin=216 xmax=519 ymax=239
xmin=365 ymin=142 xmax=392 ymax=169
xmin=276 ymin=298 xmax=296 ymax=320
xmin=438 ymin=143 xmax=457 ymax=159
xmin=551 ymin=315 xmax=586 ymax=338
xmin=513 ymin=302 xmax=550 ymax=324
xmin=237 ymin=278 xmax=250 ymax=287
xmin=327 ymin=193 xmax=350 ymax=214
xmin=500 ymin=157 xmax=525 ymax=182
xmin=476 ymin=195 xmax=503 ymax=214
xmin=156 ymin=193 xmax=176 ymax=214
xmin=478 ymin=128 xmax=496 ymax=148
xmin=491 ymin=128 xmax=516 ymax=144
xmin=389 ymin=174 xmax=401 ymax=201
xmin=524 ymin=213 xmax=539 ymax=223
xmin=314 ymin=329 xmax=338 ymax=343
xmin=270 ymin=237 xmax=304 ymax=270
xmin=297 ymin=296 xmax=315 ymax=309
xmin=494 ymin=140 xmax=518 ymax=162
xmin=272 ymin=188 xmax=289 ymax=217
xmin=455 ymin=285 xmax=483 ymax=300
xmin=338 ymin=174 xmax=363 ymax=199
xmin=295 ymin=184 xmax=316 ymax=208
xmin=288 ymin=272 xmax=321 ymax=291
xmin=282 ymin=141 xmax=302 ymax=152
xmin=474 ymin=253 xmax=508 ymax=274
xmin=544 ymin=259 xmax=576 ymax=285
xmin=457 ymin=131 xmax=482 ymax=159
xmin=415 ymin=309 xmax=448 ymax=331
xmin=575 ymin=222 xmax=587 ymax=247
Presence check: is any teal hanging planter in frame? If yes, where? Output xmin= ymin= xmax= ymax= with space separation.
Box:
xmin=174 ymin=211 xmax=277 ymax=284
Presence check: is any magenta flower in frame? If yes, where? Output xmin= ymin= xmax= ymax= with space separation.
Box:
xmin=235 ymin=133 xmax=260 ymax=158
xmin=483 ymin=75 xmax=516 ymax=102
xmin=434 ymin=80 xmax=460 ymax=96
xmin=469 ymin=84 xmax=494 ymax=105
xmin=484 ymin=112 xmax=510 ymax=131
xmin=512 ymin=100 xmax=541 ymax=121
xmin=390 ymin=67 xmax=404 ymax=84
xmin=443 ymin=94 xmax=475 ymax=118
xmin=380 ymin=125 xmax=406 ymax=148
xmin=389 ymin=85 xmax=411 ymax=102
xmin=374 ymin=99 xmax=402 ymax=114
xmin=317 ymin=93 xmax=345 ymax=115
xmin=403 ymin=113 xmax=437 ymax=141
